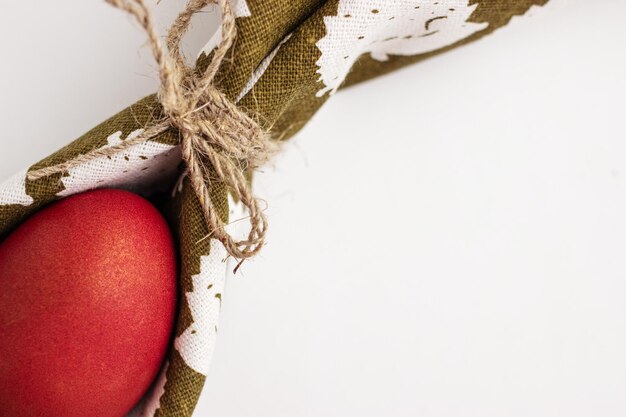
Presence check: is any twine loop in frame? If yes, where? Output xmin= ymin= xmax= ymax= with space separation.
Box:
xmin=29 ymin=0 xmax=277 ymax=260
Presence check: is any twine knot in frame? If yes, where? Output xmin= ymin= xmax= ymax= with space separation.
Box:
xmin=29 ymin=0 xmax=277 ymax=260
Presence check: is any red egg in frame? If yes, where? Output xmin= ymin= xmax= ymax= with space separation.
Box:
xmin=0 ymin=189 xmax=177 ymax=417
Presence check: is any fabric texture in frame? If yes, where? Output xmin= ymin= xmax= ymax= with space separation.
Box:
xmin=0 ymin=0 xmax=549 ymax=415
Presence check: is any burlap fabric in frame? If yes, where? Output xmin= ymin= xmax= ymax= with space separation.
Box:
xmin=0 ymin=1 xmax=549 ymax=415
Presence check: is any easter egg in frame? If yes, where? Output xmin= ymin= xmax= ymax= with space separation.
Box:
xmin=0 ymin=189 xmax=177 ymax=417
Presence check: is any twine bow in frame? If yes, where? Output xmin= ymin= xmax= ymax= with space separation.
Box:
xmin=28 ymin=0 xmax=277 ymax=260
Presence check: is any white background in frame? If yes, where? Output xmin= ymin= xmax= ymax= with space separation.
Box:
xmin=2 ymin=1 xmax=626 ymax=416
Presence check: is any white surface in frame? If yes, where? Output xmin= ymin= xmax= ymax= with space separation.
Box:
xmin=2 ymin=1 xmax=626 ymax=416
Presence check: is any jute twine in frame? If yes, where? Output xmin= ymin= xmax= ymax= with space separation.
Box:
xmin=28 ymin=0 xmax=278 ymax=260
